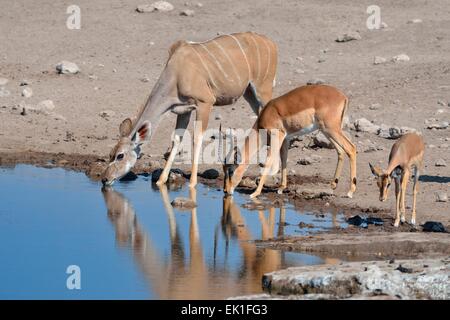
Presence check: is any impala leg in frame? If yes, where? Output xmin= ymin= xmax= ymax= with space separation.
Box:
xmin=324 ymin=133 xmax=345 ymax=190
xmin=394 ymin=176 xmax=401 ymax=227
xmin=277 ymin=139 xmax=289 ymax=194
xmin=250 ymin=130 xmax=284 ymax=199
xmin=411 ymin=168 xmax=419 ymax=225
xmin=400 ymin=169 xmax=410 ymax=224
xmin=189 ymin=103 xmax=212 ymax=188
xmin=157 ymin=112 xmax=192 ymax=185
xmin=325 ymin=129 xmax=357 ymax=198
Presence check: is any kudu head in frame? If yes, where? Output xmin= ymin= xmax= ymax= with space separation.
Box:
xmin=219 ymin=125 xmax=241 ymax=195
xmin=102 ymin=118 xmax=151 ymax=186
xmin=369 ymin=163 xmax=392 ymax=202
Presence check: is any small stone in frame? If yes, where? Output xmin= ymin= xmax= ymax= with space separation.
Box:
xmin=201 ymin=169 xmax=219 ymax=179
xmin=151 ymin=1 xmax=174 ymax=11
xmin=306 ymin=79 xmax=325 ymax=85
xmin=56 ymin=61 xmax=80 ymax=74
xmin=336 ymin=31 xmax=361 ymax=42
xmin=378 ymin=125 xmax=401 ymax=139
xmin=311 ymin=132 xmax=333 ymax=149
xmin=88 ymin=74 xmax=98 ymax=80
xmin=99 ymin=110 xmax=115 ymax=119
xmin=295 ymin=68 xmax=305 ymax=74
xmin=20 ymin=107 xmax=27 ymax=116
xmin=392 ymin=54 xmax=410 ymax=62
xmin=298 ymin=221 xmax=314 ymax=229
xmin=318 ymin=58 xmax=326 ymax=63
xmin=0 ymin=77 xmax=8 ymax=86
xmin=373 ymin=56 xmax=387 ymax=65
xmin=296 ymin=187 xmax=334 ymax=200
xmin=21 ymin=87 xmax=33 ymax=98
xmin=136 ymin=4 xmax=155 ymax=12
xmin=380 ymin=22 xmax=388 ymax=29
xmin=180 ymin=9 xmax=195 ymax=16
xmin=196 ymin=2 xmax=203 ymax=7
xmin=171 ymin=197 xmax=197 ymax=209
xmin=435 ymin=191 xmax=448 ymax=202
xmin=141 ymin=76 xmax=150 ymax=82
xmin=214 ymin=114 xmax=222 ymax=120
xmin=422 ymin=221 xmax=447 ymax=232
xmin=353 ymin=118 xmax=380 ymax=134
xmin=427 ymin=122 xmax=449 ymax=130
xmin=435 ymin=159 xmax=447 ymax=167
xmin=37 ymin=100 xmax=55 ymax=112
xmin=437 ymin=100 xmax=446 ymax=106
xmin=407 ymin=19 xmax=422 ymax=24
xmin=239 ymin=177 xmax=257 ymax=189
xmin=20 ymin=80 xmax=29 ymax=86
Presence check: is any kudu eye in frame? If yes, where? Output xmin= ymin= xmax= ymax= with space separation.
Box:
xmin=116 ymin=153 xmax=124 ymax=161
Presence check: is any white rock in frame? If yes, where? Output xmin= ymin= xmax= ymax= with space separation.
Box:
xmin=136 ymin=4 xmax=156 ymax=12
xmin=21 ymin=87 xmax=33 ymax=98
xmin=392 ymin=54 xmax=410 ymax=62
xmin=373 ymin=56 xmax=387 ymax=65
xmin=435 ymin=191 xmax=448 ymax=202
xmin=369 ymin=103 xmax=381 ymax=110
xmin=378 ymin=125 xmax=402 ymax=139
xmin=311 ymin=132 xmax=334 ymax=149
xmin=37 ymin=100 xmax=55 ymax=112
xmin=180 ymin=9 xmax=194 ymax=16
xmin=380 ymin=22 xmax=388 ymax=29
xmin=336 ymin=31 xmax=361 ymax=42
xmin=435 ymin=159 xmax=447 ymax=167
xmin=152 ymin=1 xmax=174 ymax=11
xmin=141 ymin=76 xmax=150 ymax=82
xmin=353 ymin=118 xmax=380 ymax=134
xmin=56 ymin=61 xmax=80 ymax=74
xmin=407 ymin=19 xmax=422 ymax=24
xmin=0 ymin=77 xmax=8 ymax=86
xmin=295 ymin=68 xmax=305 ymax=74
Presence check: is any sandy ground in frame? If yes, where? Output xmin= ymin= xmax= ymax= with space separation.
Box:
xmin=0 ymin=0 xmax=449 ymax=226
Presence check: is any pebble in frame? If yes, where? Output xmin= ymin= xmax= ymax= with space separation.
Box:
xmin=56 ymin=61 xmax=80 ymax=74
xmin=21 ymin=87 xmax=33 ymax=98
xmin=353 ymin=118 xmax=380 ymax=134
xmin=141 ymin=76 xmax=150 ymax=82
xmin=307 ymin=79 xmax=325 ymax=85
xmin=392 ymin=54 xmax=410 ymax=62
xmin=137 ymin=1 xmax=174 ymax=12
xmin=311 ymin=132 xmax=334 ymax=149
xmin=0 ymin=77 xmax=8 ymax=86
xmin=407 ymin=19 xmax=422 ymax=24
xmin=435 ymin=159 xmax=447 ymax=167
xmin=180 ymin=9 xmax=195 ymax=16
xmin=171 ymin=197 xmax=197 ymax=209
xmin=336 ymin=31 xmax=361 ymax=42
xmin=215 ymin=114 xmax=222 ymax=120
xmin=99 ymin=110 xmax=115 ymax=119
xmin=435 ymin=191 xmax=448 ymax=202
xmin=373 ymin=56 xmax=387 ymax=65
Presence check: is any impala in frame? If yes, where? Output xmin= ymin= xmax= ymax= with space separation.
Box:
xmin=222 ymin=84 xmax=357 ymax=199
xmin=369 ymin=132 xmax=425 ymax=227
xmin=102 ymin=32 xmax=278 ymax=187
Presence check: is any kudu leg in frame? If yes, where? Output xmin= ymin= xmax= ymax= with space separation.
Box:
xmin=157 ymin=112 xmax=191 ymax=186
xmin=189 ymin=103 xmax=212 ymax=188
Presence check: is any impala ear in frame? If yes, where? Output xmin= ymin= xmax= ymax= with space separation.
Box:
xmin=369 ymin=163 xmax=382 ymax=177
xmin=132 ymin=121 xmax=151 ymax=144
xmin=119 ymin=118 xmax=133 ymax=137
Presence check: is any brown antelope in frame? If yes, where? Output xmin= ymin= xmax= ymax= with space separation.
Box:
xmin=102 ymin=32 xmax=278 ymax=188
xmin=222 ymin=84 xmax=357 ymax=199
xmin=369 ymin=132 xmax=425 ymax=227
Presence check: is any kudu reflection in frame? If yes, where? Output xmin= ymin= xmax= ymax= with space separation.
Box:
xmin=101 ymin=186 xmax=289 ymax=299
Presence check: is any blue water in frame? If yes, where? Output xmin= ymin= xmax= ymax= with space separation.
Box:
xmin=0 ymin=165 xmax=347 ymax=299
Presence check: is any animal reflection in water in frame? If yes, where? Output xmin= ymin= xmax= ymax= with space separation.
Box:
xmin=102 ymin=186 xmax=333 ymax=299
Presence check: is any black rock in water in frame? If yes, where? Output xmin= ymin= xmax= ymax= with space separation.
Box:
xmin=119 ymin=171 xmax=138 ymax=182
xmin=201 ymin=169 xmax=219 ymax=179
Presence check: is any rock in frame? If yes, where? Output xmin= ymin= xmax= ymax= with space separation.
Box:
xmin=171 ymin=197 xmax=197 ymax=209
xmin=347 ymin=215 xmax=383 ymax=228
xmin=180 ymin=9 xmax=194 ymax=16
xmin=369 ymin=103 xmax=381 ymax=110
xmin=373 ymin=56 xmax=387 ymax=65
xmin=136 ymin=4 xmax=155 ymax=12
xmin=149 ymin=1 xmax=174 ymax=11
xmin=196 ymin=2 xmax=203 ymax=7
xmin=99 ymin=110 xmax=115 ymax=119
xmin=392 ymin=54 xmax=410 ymax=62
xmin=306 ymin=79 xmax=325 ymax=85
xmin=380 ymin=22 xmax=388 ymax=29
xmin=151 ymin=168 xmax=185 ymax=184
xmin=201 ymin=168 xmax=219 ymax=179
xmin=56 ymin=61 xmax=80 ymax=74
xmin=311 ymin=132 xmax=333 ymax=149
xmin=422 ymin=221 xmax=447 ymax=233
xmin=214 ymin=114 xmax=222 ymax=120
xmin=378 ymin=125 xmax=401 ymax=139
xmin=435 ymin=191 xmax=448 ymax=202
xmin=435 ymin=159 xmax=447 ymax=167
xmin=36 ymin=100 xmax=55 ymax=112
xmin=0 ymin=77 xmax=9 ymax=86
xmin=336 ymin=31 xmax=361 ymax=42
xmin=295 ymin=187 xmax=334 ymax=200
xmin=298 ymin=222 xmax=314 ymax=229
xmin=20 ymin=80 xmax=29 ymax=86
xmin=239 ymin=177 xmax=257 ymax=189
xmin=407 ymin=19 xmax=422 ymax=24
xmin=119 ymin=171 xmax=139 ymax=182
xmin=294 ymin=68 xmax=305 ymax=74
xmin=262 ymin=258 xmax=449 ymax=299
xmin=21 ymin=87 xmax=33 ymax=98
xmin=20 ymin=107 xmax=27 ymax=116
xmin=427 ymin=122 xmax=449 ymax=130
xmin=353 ymin=118 xmax=380 ymax=134
xmin=297 ymin=155 xmax=321 ymax=165
xmin=257 ymin=175 xmax=280 ymax=188
xmin=141 ymin=75 xmax=150 ymax=82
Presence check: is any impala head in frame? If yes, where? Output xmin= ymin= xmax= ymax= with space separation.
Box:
xmin=219 ymin=125 xmax=241 ymax=195
xmin=102 ymin=118 xmax=151 ymax=186
xmin=369 ymin=163 xmax=391 ymax=202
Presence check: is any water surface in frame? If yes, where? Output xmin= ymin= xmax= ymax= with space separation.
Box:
xmin=0 ymin=165 xmax=347 ymax=299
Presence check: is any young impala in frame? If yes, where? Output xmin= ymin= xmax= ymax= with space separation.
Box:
xmin=369 ymin=132 xmax=425 ymax=227
xmin=222 ymin=84 xmax=357 ymax=199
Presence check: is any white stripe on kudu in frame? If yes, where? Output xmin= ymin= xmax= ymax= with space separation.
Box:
xmin=212 ymin=39 xmax=242 ymax=85
xmin=249 ymin=34 xmax=261 ymax=82
xmin=191 ymin=46 xmax=218 ymax=89
xmin=227 ymin=34 xmax=251 ymax=82
xmin=199 ymin=43 xmax=230 ymax=80
xmin=261 ymin=37 xmax=271 ymax=82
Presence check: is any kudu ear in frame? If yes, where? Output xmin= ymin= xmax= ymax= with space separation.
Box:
xmin=132 ymin=121 xmax=151 ymax=144
xmin=119 ymin=118 xmax=133 ymax=137
xmin=369 ymin=163 xmax=382 ymax=177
